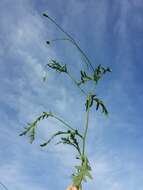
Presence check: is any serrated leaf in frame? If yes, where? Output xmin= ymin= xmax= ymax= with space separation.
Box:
xmin=47 ymin=60 xmax=67 ymax=73
xmin=40 ymin=131 xmax=69 ymax=147
xmin=85 ymin=94 xmax=96 ymax=111
xmin=93 ymin=98 xmax=108 ymax=116
xmin=93 ymin=65 xmax=112 ymax=84
xmin=72 ymin=156 xmax=93 ymax=187
xmin=78 ymin=66 xmax=111 ymax=86
xmin=78 ymin=70 xmax=93 ymax=86
xmin=20 ymin=112 xmax=53 ymax=143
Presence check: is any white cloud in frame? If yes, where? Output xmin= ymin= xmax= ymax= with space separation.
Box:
xmin=1 ymin=0 xmax=143 ymax=190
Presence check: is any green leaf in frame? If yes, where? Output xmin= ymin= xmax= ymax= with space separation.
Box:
xmin=19 ymin=125 xmax=31 ymax=137
xmin=19 ymin=122 xmax=37 ymax=144
xmin=84 ymin=95 xmax=109 ymax=116
xmin=29 ymin=124 xmax=36 ymax=143
xmin=19 ymin=112 xmax=53 ymax=143
xmin=72 ymin=156 xmax=93 ymax=188
xmin=78 ymin=66 xmax=111 ymax=86
xmin=55 ymin=131 xmax=81 ymax=155
xmin=40 ymin=131 xmax=69 ymax=147
xmin=78 ymin=70 xmax=93 ymax=86
xmin=93 ymin=65 xmax=112 ymax=84
xmin=47 ymin=60 xmax=67 ymax=73
xmin=93 ymin=98 xmax=108 ymax=116
xmin=85 ymin=94 xmax=96 ymax=111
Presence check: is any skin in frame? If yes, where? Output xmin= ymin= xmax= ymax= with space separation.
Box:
xmin=66 ymin=185 xmax=79 ymax=190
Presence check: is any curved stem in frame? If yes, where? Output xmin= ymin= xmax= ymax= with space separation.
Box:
xmin=49 ymin=38 xmax=70 ymax=43
xmin=52 ymin=114 xmax=83 ymax=139
xmin=72 ymin=40 xmax=95 ymax=72
xmin=48 ymin=38 xmax=95 ymax=72
xmin=43 ymin=13 xmax=94 ymax=72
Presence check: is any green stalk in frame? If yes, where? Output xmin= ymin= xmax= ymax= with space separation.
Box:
xmin=52 ymin=114 xmax=75 ymax=131
xmin=82 ymin=97 xmax=90 ymax=157
xmin=43 ymin=13 xmax=94 ymax=72
xmin=67 ymin=72 xmax=87 ymax=96
xmin=52 ymin=114 xmax=83 ymax=139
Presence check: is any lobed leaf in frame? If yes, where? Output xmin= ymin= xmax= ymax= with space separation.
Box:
xmin=19 ymin=112 xmax=52 ymax=143
xmin=94 ymin=98 xmax=108 ymax=116
xmin=78 ymin=65 xmax=111 ymax=86
xmin=78 ymin=70 xmax=93 ymax=86
xmin=40 ymin=131 xmax=70 ymax=147
xmin=85 ymin=94 xmax=108 ymax=115
xmin=47 ymin=60 xmax=67 ymax=73
xmin=93 ymin=65 xmax=111 ymax=84
xmin=72 ymin=156 xmax=93 ymax=188
xmin=56 ymin=131 xmax=82 ymax=155
xmin=85 ymin=94 xmax=96 ymax=111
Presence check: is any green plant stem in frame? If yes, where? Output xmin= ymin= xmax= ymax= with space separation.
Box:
xmin=67 ymin=72 xmax=87 ymax=96
xmin=52 ymin=114 xmax=83 ymax=139
xmin=51 ymin=38 xmax=94 ymax=72
xmin=49 ymin=38 xmax=70 ymax=43
xmin=43 ymin=13 xmax=94 ymax=72
xmin=82 ymin=101 xmax=90 ymax=157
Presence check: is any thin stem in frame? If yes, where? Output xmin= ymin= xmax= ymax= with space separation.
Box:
xmin=52 ymin=114 xmax=83 ymax=139
xmin=82 ymin=99 xmax=90 ymax=156
xmin=52 ymin=114 xmax=74 ymax=130
xmin=43 ymin=13 xmax=94 ymax=72
xmin=48 ymin=38 xmax=95 ymax=72
xmin=67 ymin=72 xmax=87 ymax=96
xmin=49 ymin=38 xmax=70 ymax=42
xmin=72 ymin=41 xmax=95 ymax=72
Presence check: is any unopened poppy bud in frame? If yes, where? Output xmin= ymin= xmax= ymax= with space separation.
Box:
xmin=46 ymin=41 xmax=50 ymax=44
xmin=43 ymin=13 xmax=49 ymax=18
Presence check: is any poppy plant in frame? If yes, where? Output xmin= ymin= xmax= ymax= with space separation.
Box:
xmin=20 ymin=12 xmax=111 ymax=190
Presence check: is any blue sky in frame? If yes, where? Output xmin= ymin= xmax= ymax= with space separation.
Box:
xmin=0 ymin=0 xmax=143 ymax=190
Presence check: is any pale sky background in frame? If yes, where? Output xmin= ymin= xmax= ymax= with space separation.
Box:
xmin=0 ymin=0 xmax=143 ymax=190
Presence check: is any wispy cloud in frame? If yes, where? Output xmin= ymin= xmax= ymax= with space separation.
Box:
xmin=0 ymin=0 xmax=143 ymax=190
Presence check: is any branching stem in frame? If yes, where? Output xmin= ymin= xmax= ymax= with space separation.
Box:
xmin=67 ymin=72 xmax=87 ymax=96
xmin=20 ymin=12 xmax=111 ymax=190
xmin=52 ymin=114 xmax=83 ymax=139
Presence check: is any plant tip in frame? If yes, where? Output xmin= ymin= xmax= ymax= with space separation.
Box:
xmin=46 ymin=41 xmax=50 ymax=44
xmin=43 ymin=12 xmax=49 ymax=17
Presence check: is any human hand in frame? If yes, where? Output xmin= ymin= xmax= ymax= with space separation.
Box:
xmin=66 ymin=185 xmax=79 ymax=190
